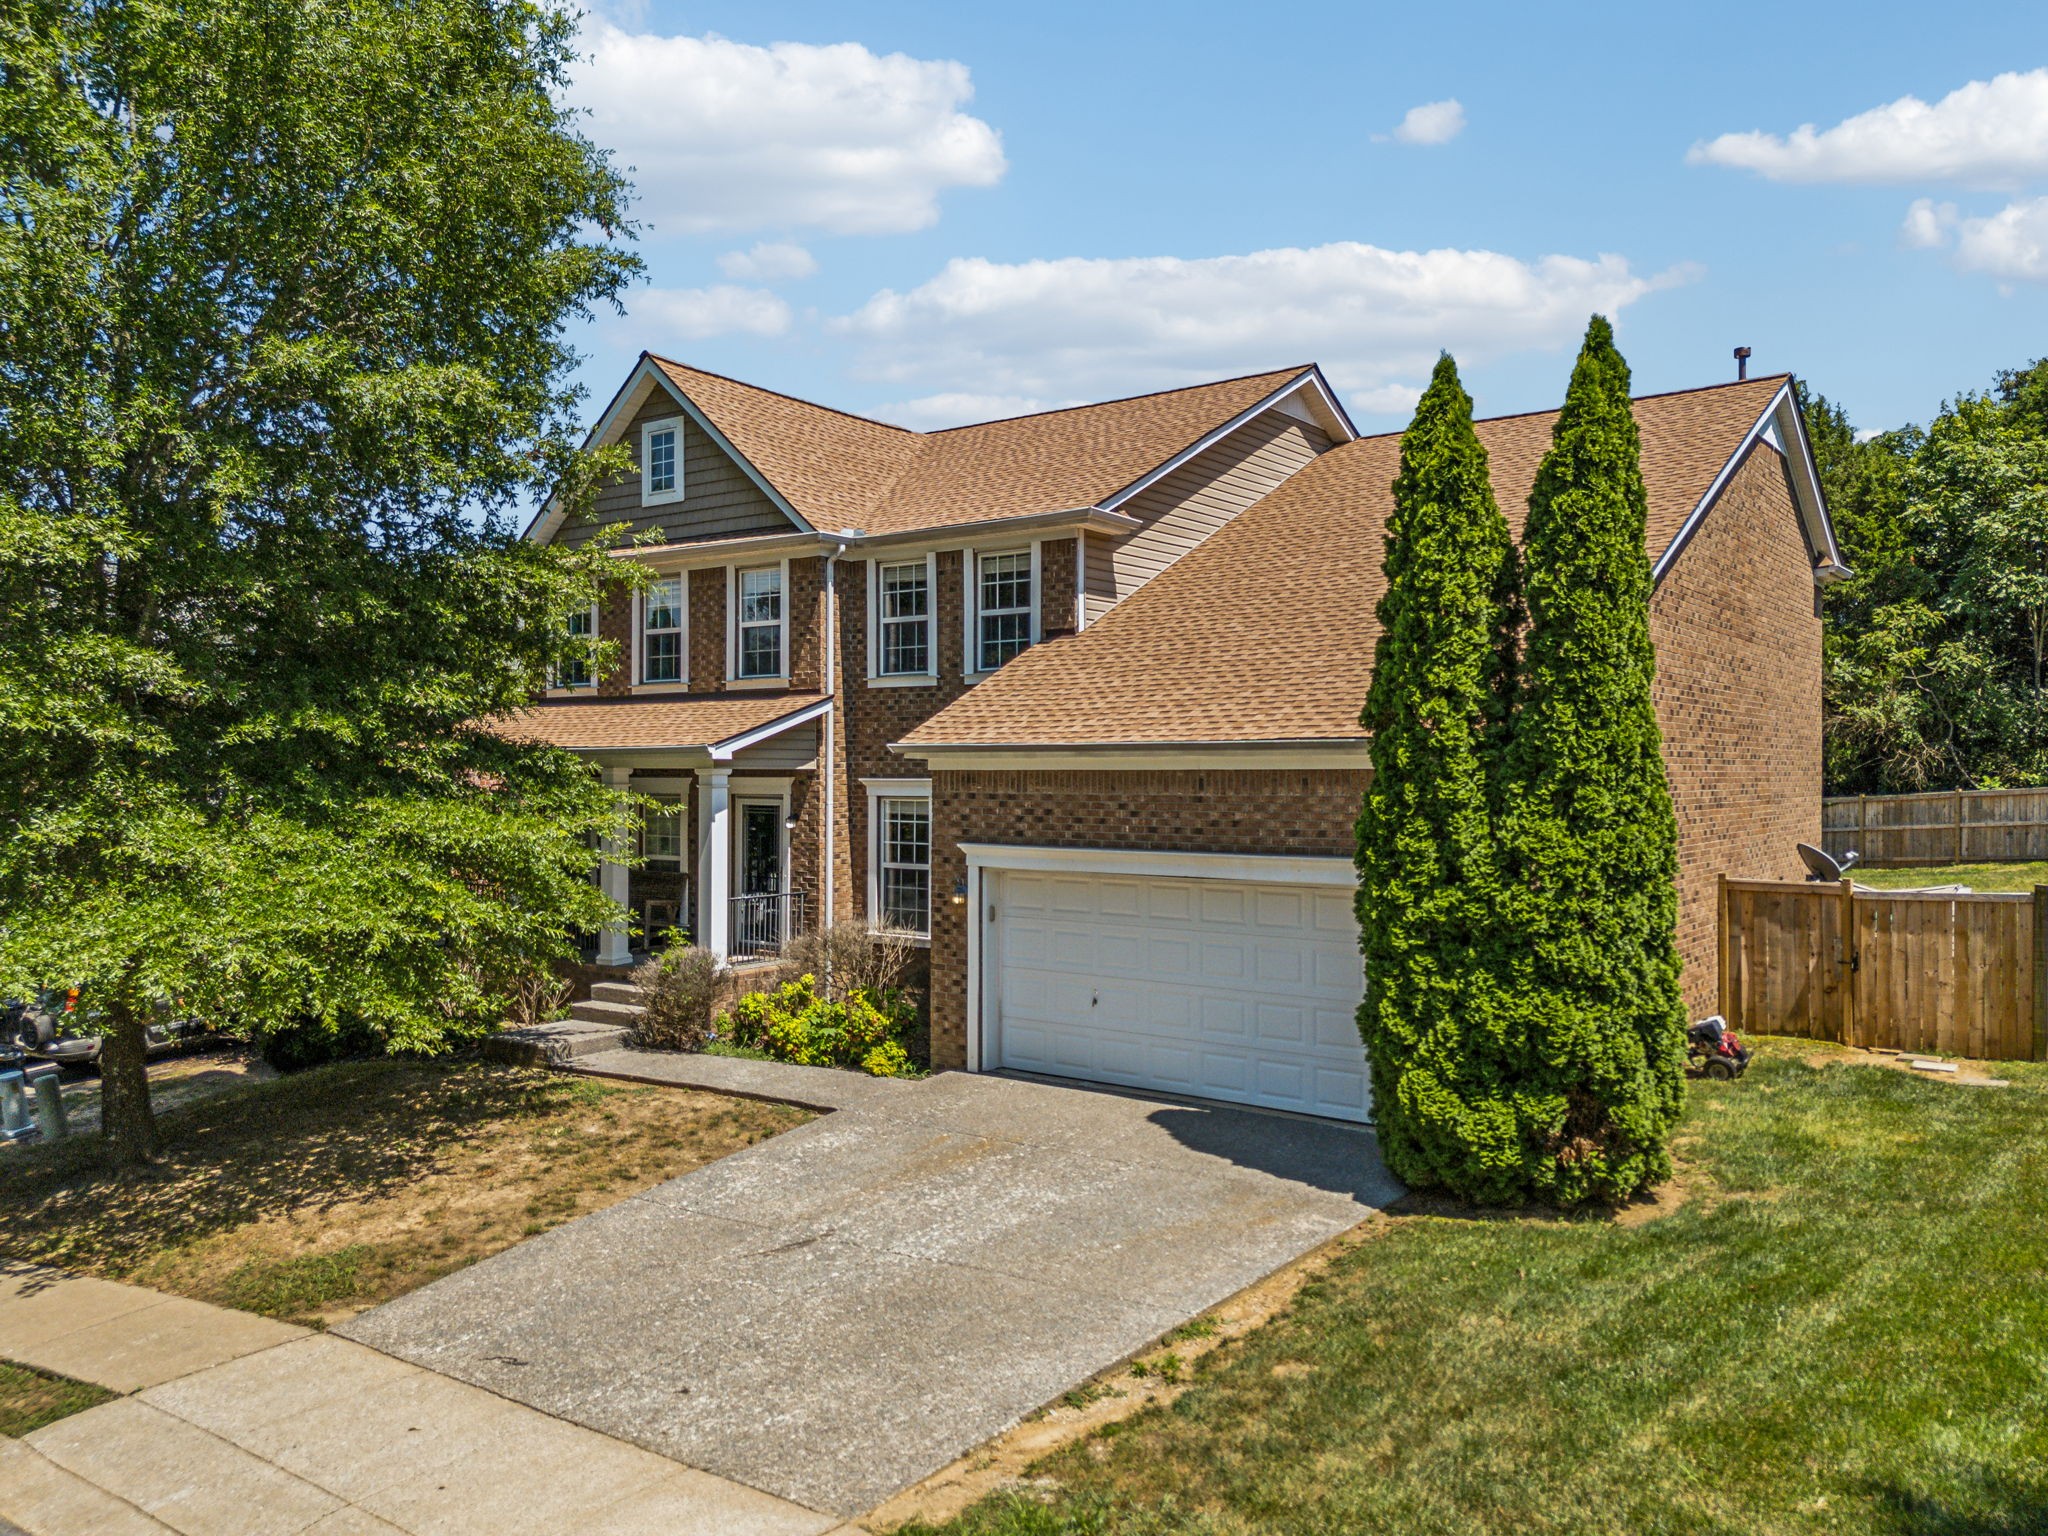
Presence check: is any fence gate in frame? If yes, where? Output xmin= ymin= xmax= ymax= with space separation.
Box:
xmin=1718 ymin=876 xmax=2048 ymax=1061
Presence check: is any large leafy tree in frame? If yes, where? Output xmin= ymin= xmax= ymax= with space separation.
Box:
xmin=1354 ymin=354 xmax=1524 ymax=1197
xmin=1492 ymin=316 xmax=1686 ymax=1206
xmin=1814 ymin=373 xmax=2048 ymax=794
xmin=0 ymin=0 xmax=642 ymax=1162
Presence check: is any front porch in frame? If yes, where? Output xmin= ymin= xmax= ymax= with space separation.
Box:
xmin=492 ymin=692 xmax=834 ymax=971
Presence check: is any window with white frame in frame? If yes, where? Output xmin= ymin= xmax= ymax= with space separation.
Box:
xmin=736 ymin=565 xmax=783 ymax=678
xmin=641 ymin=576 xmax=684 ymax=684
xmin=877 ymin=560 xmax=931 ymax=675
xmin=876 ymin=797 xmax=931 ymax=936
xmin=558 ymin=603 xmax=597 ymax=688
xmin=976 ymin=551 xmax=1033 ymax=671
xmin=640 ymin=801 xmax=684 ymax=868
xmin=641 ymin=418 xmax=683 ymax=505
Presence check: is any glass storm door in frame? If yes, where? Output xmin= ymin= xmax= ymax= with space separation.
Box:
xmin=739 ymin=803 xmax=782 ymax=897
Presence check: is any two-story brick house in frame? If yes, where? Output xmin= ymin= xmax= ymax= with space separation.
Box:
xmin=503 ymin=352 xmax=1357 ymax=969
xmin=509 ymin=353 xmax=1842 ymax=1128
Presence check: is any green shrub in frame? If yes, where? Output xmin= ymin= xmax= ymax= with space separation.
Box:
xmin=715 ymin=972 xmax=917 ymax=1076
xmin=259 ymin=1015 xmax=385 ymax=1073
xmin=628 ymin=944 xmax=718 ymax=1052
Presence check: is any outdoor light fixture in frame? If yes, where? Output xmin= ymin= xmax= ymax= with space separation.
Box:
xmin=783 ymin=812 xmax=799 ymax=831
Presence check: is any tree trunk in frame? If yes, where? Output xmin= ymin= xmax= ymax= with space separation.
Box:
xmin=98 ymin=994 xmax=160 ymax=1166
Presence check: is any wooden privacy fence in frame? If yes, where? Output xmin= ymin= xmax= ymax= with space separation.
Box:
xmin=1719 ymin=876 xmax=2048 ymax=1061
xmin=1823 ymin=786 xmax=2048 ymax=866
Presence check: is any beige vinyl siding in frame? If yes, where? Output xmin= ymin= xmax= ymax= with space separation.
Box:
xmin=1104 ymin=409 xmax=1332 ymax=605
xmin=556 ymin=392 xmax=796 ymax=548
xmin=1081 ymin=532 xmax=1117 ymax=627
xmin=728 ymin=721 xmax=820 ymax=772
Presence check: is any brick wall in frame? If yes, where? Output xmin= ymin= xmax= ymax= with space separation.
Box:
xmin=924 ymin=443 xmax=1823 ymax=1068
xmin=1647 ymin=442 xmax=1823 ymax=1014
xmin=927 ymin=769 xmax=1367 ymax=1068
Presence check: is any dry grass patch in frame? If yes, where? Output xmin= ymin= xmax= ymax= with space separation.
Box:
xmin=0 ymin=1059 xmax=808 ymax=1328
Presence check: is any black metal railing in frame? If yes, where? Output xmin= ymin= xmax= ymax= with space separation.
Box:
xmin=729 ymin=891 xmax=808 ymax=961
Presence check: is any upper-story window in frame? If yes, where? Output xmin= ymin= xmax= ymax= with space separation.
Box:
xmin=735 ymin=565 xmax=784 ymax=679
xmin=976 ymin=551 xmax=1033 ymax=672
xmin=877 ymin=559 xmax=932 ymax=676
xmin=641 ymin=417 xmax=683 ymax=506
xmin=641 ymin=576 xmax=684 ymax=684
xmin=557 ymin=602 xmax=597 ymax=689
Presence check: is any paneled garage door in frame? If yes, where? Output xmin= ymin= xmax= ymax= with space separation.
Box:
xmin=985 ymin=865 xmax=1370 ymax=1122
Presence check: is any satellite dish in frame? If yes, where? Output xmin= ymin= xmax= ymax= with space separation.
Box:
xmin=1798 ymin=843 xmax=1858 ymax=881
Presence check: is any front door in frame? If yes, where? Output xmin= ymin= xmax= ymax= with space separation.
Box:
xmin=734 ymin=801 xmax=784 ymax=956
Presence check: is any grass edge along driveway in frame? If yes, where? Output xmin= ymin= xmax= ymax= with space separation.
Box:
xmin=905 ymin=1044 xmax=2048 ymax=1536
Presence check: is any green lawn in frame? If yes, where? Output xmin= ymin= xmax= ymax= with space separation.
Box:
xmin=0 ymin=1362 xmax=112 ymax=1438
xmin=1853 ymin=860 xmax=2048 ymax=892
xmin=908 ymin=1046 xmax=2048 ymax=1536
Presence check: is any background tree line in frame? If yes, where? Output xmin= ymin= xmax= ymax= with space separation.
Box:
xmin=1807 ymin=358 xmax=2048 ymax=794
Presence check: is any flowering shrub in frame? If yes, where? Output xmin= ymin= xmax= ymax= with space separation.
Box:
xmin=720 ymin=973 xmax=917 ymax=1076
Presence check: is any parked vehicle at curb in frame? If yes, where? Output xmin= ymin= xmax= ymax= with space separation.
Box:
xmin=3 ymin=988 xmax=212 ymax=1074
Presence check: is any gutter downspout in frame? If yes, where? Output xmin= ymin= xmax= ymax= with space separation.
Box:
xmin=824 ymin=542 xmax=846 ymax=932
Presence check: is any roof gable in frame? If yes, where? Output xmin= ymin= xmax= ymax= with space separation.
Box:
xmin=899 ymin=374 xmax=1833 ymax=750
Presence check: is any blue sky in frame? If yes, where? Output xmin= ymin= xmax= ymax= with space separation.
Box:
xmin=563 ymin=1 xmax=2048 ymax=438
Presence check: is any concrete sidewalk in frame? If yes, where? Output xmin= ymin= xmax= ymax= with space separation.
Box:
xmin=0 ymin=1266 xmax=834 ymax=1536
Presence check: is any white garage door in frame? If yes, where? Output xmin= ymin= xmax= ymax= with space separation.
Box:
xmin=985 ymin=866 xmax=1370 ymax=1122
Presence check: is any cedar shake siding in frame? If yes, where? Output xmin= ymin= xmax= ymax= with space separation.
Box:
xmin=557 ymin=392 xmax=792 ymax=549
xmin=1647 ymin=440 xmax=1823 ymax=1015
xmin=1090 ymin=409 xmax=1333 ymax=621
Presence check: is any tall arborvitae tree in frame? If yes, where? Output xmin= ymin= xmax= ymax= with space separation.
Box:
xmin=1493 ymin=316 xmax=1687 ymax=1205
xmin=1355 ymin=354 xmax=1523 ymax=1197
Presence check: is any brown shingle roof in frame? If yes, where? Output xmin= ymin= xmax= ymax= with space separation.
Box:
xmin=648 ymin=357 xmax=1312 ymax=539
xmin=490 ymin=692 xmax=828 ymax=753
xmin=900 ymin=376 xmax=1793 ymax=749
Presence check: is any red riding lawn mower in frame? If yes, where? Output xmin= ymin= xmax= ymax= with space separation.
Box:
xmin=1688 ymin=1015 xmax=1751 ymax=1080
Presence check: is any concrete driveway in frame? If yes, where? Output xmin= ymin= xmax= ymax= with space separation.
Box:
xmin=340 ymin=1063 xmax=1400 ymax=1519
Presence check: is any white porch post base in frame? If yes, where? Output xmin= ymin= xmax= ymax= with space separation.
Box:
xmin=596 ymin=763 xmax=634 ymax=967
xmin=699 ymin=767 xmax=732 ymax=962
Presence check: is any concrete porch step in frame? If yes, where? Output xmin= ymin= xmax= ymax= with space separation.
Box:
xmin=485 ymin=1018 xmax=633 ymax=1069
xmin=571 ymin=997 xmax=645 ymax=1027
xmin=590 ymin=980 xmax=648 ymax=1006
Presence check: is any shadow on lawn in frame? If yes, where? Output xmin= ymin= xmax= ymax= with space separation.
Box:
xmin=1868 ymin=1477 xmax=2048 ymax=1535
xmin=0 ymin=1059 xmax=581 ymax=1278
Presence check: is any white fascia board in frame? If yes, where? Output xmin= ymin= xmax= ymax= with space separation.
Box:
xmin=1098 ymin=367 xmax=1357 ymax=515
xmin=845 ymin=507 xmax=1139 ymax=553
xmin=709 ymin=696 xmax=834 ymax=762
xmin=1650 ymin=381 xmax=1850 ymax=589
xmin=963 ymin=842 xmax=1357 ymax=888
xmin=891 ymin=739 xmax=1372 ymax=772
xmin=525 ymin=356 xmax=816 ymax=546
xmin=608 ymin=530 xmax=838 ymax=568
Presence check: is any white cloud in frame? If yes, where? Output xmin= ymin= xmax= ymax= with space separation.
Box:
xmin=632 ymin=285 xmax=793 ymax=339
xmin=834 ymin=242 xmax=1688 ymax=413
xmin=717 ymin=242 xmax=819 ymax=281
xmin=874 ymin=392 xmax=1070 ymax=429
xmin=1952 ymin=197 xmax=2048 ymax=283
xmin=1900 ymin=197 xmax=1957 ymax=248
xmin=568 ymin=26 xmax=1006 ymax=235
xmin=1689 ymin=68 xmax=2048 ymax=185
xmin=1389 ymin=99 xmax=1465 ymax=146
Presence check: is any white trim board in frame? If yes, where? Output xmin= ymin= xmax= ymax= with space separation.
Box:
xmin=1650 ymin=380 xmax=1849 ymax=588
xmin=896 ymin=741 xmax=1372 ymax=772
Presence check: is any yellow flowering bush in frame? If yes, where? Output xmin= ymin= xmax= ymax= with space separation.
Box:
xmin=718 ymin=972 xmax=918 ymax=1076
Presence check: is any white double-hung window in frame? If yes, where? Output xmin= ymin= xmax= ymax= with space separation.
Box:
xmin=876 ymin=559 xmax=932 ymax=676
xmin=641 ymin=418 xmax=683 ymax=505
xmin=975 ymin=550 xmax=1033 ymax=672
xmin=735 ymin=565 xmax=784 ymax=679
xmin=877 ymin=797 xmax=932 ymax=936
xmin=641 ymin=576 xmax=684 ymax=684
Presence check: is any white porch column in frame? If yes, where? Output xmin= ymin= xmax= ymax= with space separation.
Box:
xmin=697 ymin=767 xmax=732 ymax=961
xmin=595 ymin=762 xmax=634 ymax=967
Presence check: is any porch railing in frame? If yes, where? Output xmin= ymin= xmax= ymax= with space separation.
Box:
xmin=730 ymin=891 xmax=808 ymax=961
